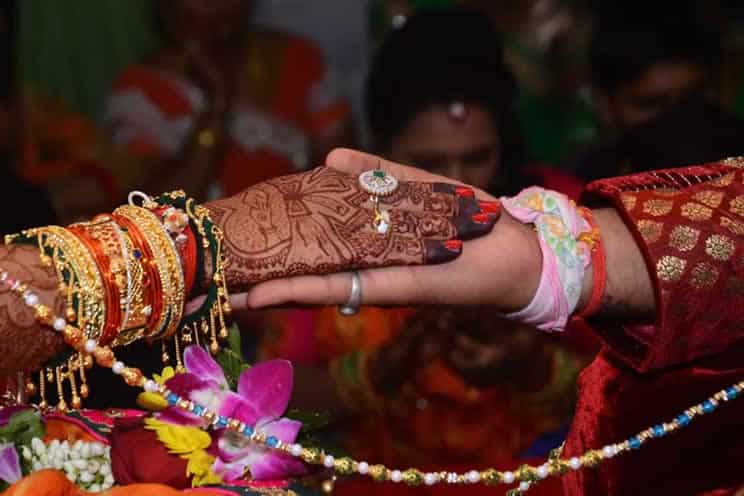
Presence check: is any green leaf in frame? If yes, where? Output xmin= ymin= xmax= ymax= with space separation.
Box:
xmin=0 ymin=410 xmax=44 ymax=447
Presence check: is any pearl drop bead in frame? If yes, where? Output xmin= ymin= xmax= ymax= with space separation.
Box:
xmin=24 ymin=293 xmax=38 ymax=306
xmin=112 ymin=362 xmax=125 ymax=375
xmin=466 ymin=470 xmax=480 ymax=483
xmin=602 ymin=445 xmax=616 ymax=458
xmin=569 ymin=457 xmax=582 ymax=470
xmin=390 ymin=470 xmax=403 ymax=483
xmin=424 ymin=473 xmax=438 ymax=486
xmin=143 ymin=380 xmax=158 ymax=393
xmin=84 ymin=340 xmax=97 ymax=353
xmin=537 ymin=465 xmax=549 ymax=479
xmin=519 ymin=481 xmax=531 ymax=492
xmin=323 ymin=455 xmax=335 ymax=468
xmin=290 ymin=444 xmax=303 ymax=457
xmin=503 ymin=471 xmax=515 ymax=484
xmin=357 ymin=462 xmax=369 ymax=474
xmin=53 ymin=318 xmax=67 ymax=331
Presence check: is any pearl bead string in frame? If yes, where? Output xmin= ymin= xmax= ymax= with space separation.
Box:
xmin=6 ymin=268 xmax=743 ymax=492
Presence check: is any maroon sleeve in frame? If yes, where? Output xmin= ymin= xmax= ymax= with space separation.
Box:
xmin=583 ymin=159 xmax=744 ymax=372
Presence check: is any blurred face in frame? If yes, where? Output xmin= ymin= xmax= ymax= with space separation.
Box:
xmin=161 ymin=0 xmax=251 ymax=48
xmin=387 ymin=103 xmax=500 ymax=190
xmin=600 ymin=61 xmax=707 ymax=130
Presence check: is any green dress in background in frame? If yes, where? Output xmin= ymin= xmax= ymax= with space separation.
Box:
xmin=17 ymin=0 xmax=160 ymax=118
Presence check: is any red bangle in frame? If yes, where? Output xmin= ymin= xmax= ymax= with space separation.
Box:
xmin=576 ymin=208 xmax=606 ymax=319
xmin=181 ymin=226 xmax=198 ymax=298
xmin=67 ymin=221 xmax=123 ymax=346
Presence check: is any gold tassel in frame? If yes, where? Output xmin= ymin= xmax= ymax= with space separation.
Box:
xmin=174 ymin=334 xmax=184 ymax=372
xmin=38 ymin=370 xmax=48 ymax=410
xmin=68 ymin=358 xmax=81 ymax=409
xmin=161 ymin=341 xmax=170 ymax=364
xmin=78 ymin=353 xmax=89 ymax=398
xmin=55 ymin=366 xmax=67 ymax=412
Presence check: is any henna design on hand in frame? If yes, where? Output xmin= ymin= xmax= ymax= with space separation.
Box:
xmin=0 ymin=244 xmax=66 ymax=373
xmin=206 ymin=167 xmax=495 ymax=292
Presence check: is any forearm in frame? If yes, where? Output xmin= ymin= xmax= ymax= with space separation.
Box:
xmin=0 ymin=244 xmax=66 ymax=373
xmin=589 ymin=208 xmax=655 ymax=319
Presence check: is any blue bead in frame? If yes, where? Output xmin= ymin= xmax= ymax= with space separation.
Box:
xmin=166 ymin=393 xmax=179 ymax=405
xmin=629 ymin=437 xmax=641 ymax=449
xmin=652 ymin=425 xmax=666 ymax=437
xmin=215 ymin=416 xmax=229 ymax=428
xmin=266 ymin=436 xmax=280 ymax=448
xmin=726 ymin=387 xmax=738 ymax=399
xmin=676 ymin=413 xmax=691 ymax=427
xmin=702 ymin=400 xmax=716 ymax=413
xmin=193 ymin=405 xmax=205 ymax=416
xmin=242 ymin=425 xmax=255 ymax=436
xmin=133 ymin=249 xmax=142 ymax=259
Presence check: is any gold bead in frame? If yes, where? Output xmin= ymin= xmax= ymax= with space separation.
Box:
xmin=94 ymin=347 xmax=115 ymax=368
xmin=369 ymin=465 xmax=387 ymax=482
xmin=57 ymin=399 xmax=68 ymax=412
xmin=83 ymin=356 xmax=94 ymax=369
xmin=122 ymin=368 xmax=144 ymax=387
xmin=222 ymin=303 xmax=232 ymax=315
xmin=80 ymin=384 xmax=89 ymax=398
xmin=62 ymin=327 xmax=84 ymax=347
xmin=40 ymin=255 xmax=52 ymax=266
xmin=162 ymin=352 xmax=170 ymax=363
xmin=58 ymin=282 xmax=67 ymax=293
xmin=228 ymin=419 xmax=241 ymax=431
xmin=402 ymin=469 xmax=423 ymax=485
xmin=210 ymin=342 xmax=220 ymax=354
xmin=66 ymin=307 xmax=77 ymax=322
xmin=334 ymin=458 xmax=354 ymax=475
xmin=38 ymin=400 xmax=48 ymax=410
xmin=213 ymin=273 xmax=222 ymax=284
xmin=219 ymin=327 xmax=229 ymax=339
xmin=71 ymin=396 xmax=82 ymax=409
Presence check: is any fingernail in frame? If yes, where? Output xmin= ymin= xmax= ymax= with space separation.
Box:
xmin=425 ymin=239 xmax=463 ymax=264
xmin=444 ymin=240 xmax=463 ymax=251
xmin=471 ymin=213 xmax=492 ymax=224
xmin=479 ymin=201 xmax=501 ymax=214
xmin=455 ymin=187 xmax=475 ymax=198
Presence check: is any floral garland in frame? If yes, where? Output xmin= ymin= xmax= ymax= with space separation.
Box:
xmin=0 ymin=408 xmax=112 ymax=492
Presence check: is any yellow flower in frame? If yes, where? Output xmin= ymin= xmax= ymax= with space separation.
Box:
xmin=186 ymin=450 xmax=223 ymax=487
xmin=144 ymin=417 xmax=212 ymax=454
xmin=144 ymin=418 xmax=223 ymax=487
xmin=137 ymin=367 xmax=176 ymax=411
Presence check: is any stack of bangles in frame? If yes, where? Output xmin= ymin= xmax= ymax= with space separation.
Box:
xmin=2 ymin=190 xmax=231 ymax=411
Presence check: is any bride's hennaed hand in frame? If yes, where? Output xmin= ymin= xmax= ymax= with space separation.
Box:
xmin=205 ymin=164 xmax=498 ymax=293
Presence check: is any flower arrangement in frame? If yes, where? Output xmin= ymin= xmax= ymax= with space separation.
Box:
xmin=0 ymin=329 xmax=334 ymax=492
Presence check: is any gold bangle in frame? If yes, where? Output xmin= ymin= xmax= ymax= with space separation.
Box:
xmin=27 ymin=226 xmax=106 ymax=343
xmin=113 ymin=226 xmax=150 ymax=346
xmin=114 ymin=205 xmax=185 ymax=340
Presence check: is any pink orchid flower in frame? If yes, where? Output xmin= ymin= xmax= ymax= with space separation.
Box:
xmin=0 ymin=443 xmax=21 ymax=485
xmin=161 ymin=346 xmax=306 ymax=481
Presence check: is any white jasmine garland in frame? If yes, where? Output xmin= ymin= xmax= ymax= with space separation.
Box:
xmin=26 ymin=438 xmax=114 ymax=490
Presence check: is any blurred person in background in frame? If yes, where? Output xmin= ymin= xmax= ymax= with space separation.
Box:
xmin=0 ymin=0 xmax=56 ymax=236
xmin=103 ymin=0 xmax=354 ymax=201
xmin=260 ymin=11 xmax=594 ymax=496
xmin=575 ymin=4 xmax=726 ymax=182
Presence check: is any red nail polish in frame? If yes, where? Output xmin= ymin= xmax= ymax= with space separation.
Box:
xmin=455 ymin=187 xmax=475 ymax=198
xmin=480 ymin=201 xmax=501 ymax=214
xmin=472 ymin=213 xmax=492 ymax=224
xmin=444 ymin=240 xmax=462 ymax=251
